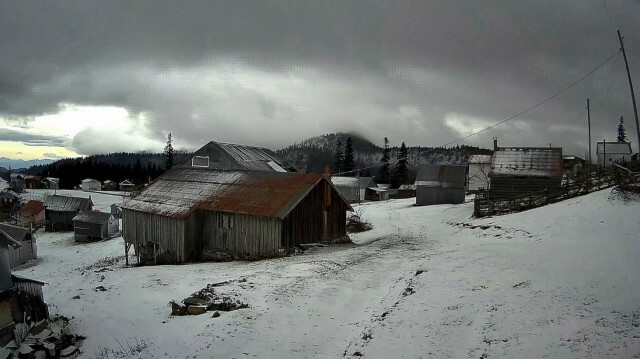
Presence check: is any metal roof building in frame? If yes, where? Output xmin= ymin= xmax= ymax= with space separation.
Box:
xmin=73 ymin=210 xmax=119 ymax=241
xmin=0 ymin=223 xmax=37 ymax=268
xmin=415 ymin=165 xmax=467 ymax=206
xmin=43 ymin=195 xmax=93 ymax=231
xmin=180 ymin=141 xmax=289 ymax=172
xmin=488 ymin=147 xmax=563 ymax=199
xmin=330 ymin=176 xmax=375 ymax=203
xmin=596 ymin=141 xmax=633 ymax=167
xmin=121 ymin=167 xmax=352 ymax=264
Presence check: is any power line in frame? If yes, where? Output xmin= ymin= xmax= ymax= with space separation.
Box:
xmin=602 ymin=0 xmax=618 ymax=39
xmin=335 ymin=49 xmax=621 ymax=176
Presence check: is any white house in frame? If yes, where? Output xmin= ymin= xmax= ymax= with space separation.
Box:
xmin=467 ymin=155 xmax=492 ymax=192
xmin=596 ymin=141 xmax=632 ymax=167
xmin=81 ymin=178 xmax=101 ymax=191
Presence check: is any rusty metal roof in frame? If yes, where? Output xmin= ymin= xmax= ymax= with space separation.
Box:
xmin=19 ymin=200 xmax=44 ymax=216
xmin=489 ymin=147 xmax=563 ymax=178
xmin=415 ymin=165 xmax=467 ymax=188
xmin=121 ymin=168 xmax=351 ymax=219
xmin=44 ymin=195 xmax=93 ymax=212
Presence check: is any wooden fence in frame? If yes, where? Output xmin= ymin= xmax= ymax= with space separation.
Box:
xmin=473 ymin=160 xmax=640 ymax=217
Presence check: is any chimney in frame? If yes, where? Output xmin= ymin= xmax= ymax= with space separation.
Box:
xmin=493 ymin=137 xmax=498 ymax=151
xmin=324 ymin=166 xmax=331 ymax=179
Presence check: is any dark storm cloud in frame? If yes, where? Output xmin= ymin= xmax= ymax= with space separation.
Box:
xmin=0 ymin=128 xmax=67 ymax=147
xmin=1 ymin=0 xmax=640 ymax=156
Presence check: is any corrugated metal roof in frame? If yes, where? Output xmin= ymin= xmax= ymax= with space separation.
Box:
xmin=73 ymin=210 xmax=112 ymax=224
xmin=19 ymin=200 xmax=44 ymax=216
xmin=44 ymin=195 xmax=93 ymax=212
xmin=0 ymin=223 xmax=28 ymax=243
xmin=122 ymin=168 xmax=351 ymax=219
xmin=489 ymin=147 xmax=563 ymax=178
xmin=596 ymin=141 xmax=632 ymax=155
xmin=181 ymin=141 xmax=288 ymax=172
xmin=468 ymin=155 xmax=492 ymax=164
xmin=416 ymin=165 xmax=467 ymax=188
xmin=330 ymin=176 xmax=375 ymax=189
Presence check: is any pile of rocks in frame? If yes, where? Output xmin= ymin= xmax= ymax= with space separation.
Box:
xmin=170 ymin=283 xmax=249 ymax=317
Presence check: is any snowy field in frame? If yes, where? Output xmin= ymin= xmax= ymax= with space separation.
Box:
xmin=12 ymin=188 xmax=640 ymax=358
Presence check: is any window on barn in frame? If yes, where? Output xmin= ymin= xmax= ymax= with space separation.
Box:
xmin=218 ymin=214 xmax=234 ymax=229
xmin=192 ymin=156 xmax=210 ymax=167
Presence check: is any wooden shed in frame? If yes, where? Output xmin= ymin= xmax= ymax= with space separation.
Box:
xmin=73 ymin=210 xmax=119 ymax=241
xmin=330 ymin=176 xmax=375 ymax=203
xmin=0 ymin=223 xmax=37 ymax=268
xmin=488 ymin=147 xmax=563 ymax=199
xmin=0 ymin=231 xmax=48 ymax=345
xmin=44 ymin=195 xmax=93 ymax=231
xmin=416 ymin=165 xmax=467 ymax=206
xmin=119 ymin=180 xmax=135 ymax=192
xmin=81 ymin=178 xmax=101 ymax=191
xmin=121 ymin=168 xmax=352 ymax=264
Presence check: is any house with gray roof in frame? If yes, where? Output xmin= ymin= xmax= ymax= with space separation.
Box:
xmin=44 ymin=195 xmax=93 ymax=231
xmin=488 ymin=146 xmax=563 ymax=199
xmin=330 ymin=176 xmax=376 ymax=203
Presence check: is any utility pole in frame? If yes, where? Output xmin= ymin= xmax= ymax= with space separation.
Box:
xmin=618 ymin=30 xmax=640 ymax=153
xmin=587 ymin=98 xmax=592 ymax=165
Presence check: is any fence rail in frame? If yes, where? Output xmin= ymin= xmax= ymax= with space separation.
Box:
xmin=473 ymin=160 xmax=640 ymax=217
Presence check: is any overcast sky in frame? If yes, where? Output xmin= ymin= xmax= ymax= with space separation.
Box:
xmin=1 ymin=0 xmax=640 ymax=160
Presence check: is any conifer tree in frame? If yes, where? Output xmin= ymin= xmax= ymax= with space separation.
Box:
xmin=333 ymin=139 xmax=344 ymax=174
xmin=391 ymin=142 xmax=409 ymax=188
xmin=617 ymin=116 xmax=627 ymax=142
xmin=164 ymin=133 xmax=174 ymax=170
xmin=379 ymin=137 xmax=391 ymax=183
xmin=343 ymin=136 xmax=355 ymax=174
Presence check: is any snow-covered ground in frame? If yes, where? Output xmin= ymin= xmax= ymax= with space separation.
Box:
xmin=12 ymin=188 xmax=640 ymax=358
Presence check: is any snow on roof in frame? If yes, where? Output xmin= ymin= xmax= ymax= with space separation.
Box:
xmin=490 ymin=147 xmax=563 ymax=178
xmin=73 ymin=210 xmax=112 ymax=224
xmin=416 ymin=165 xmax=466 ymax=188
xmin=122 ymin=167 xmax=352 ymax=219
xmin=596 ymin=141 xmax=632 ymax=155
xmin=468 ymin=155 xmax=492 ymax=164
xmin=398 ymin=184 xmax=417 ymax=191
xmin=0 ymin=190 xmax=20 ymax=199
xmin=181 ymin=141 xmax=289 ymax=172
xmin=0 ymin=224 xmax=23 ymax=248
xmin=330 ymin=176 xmax=374 ymax=189
xmin=19 ymin=200 xmax=45 ymax=216
xmin=82 ymin=178 xmax=100 ymax=183
xmin=44 ymin=195 xmax=93 ymax=212
xmin=120 ymin=180 xmax=134 ymax=185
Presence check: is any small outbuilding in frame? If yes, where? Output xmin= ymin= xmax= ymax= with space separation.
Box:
xmin=596 ymin=141 xmax=632 ymax=167
xmin=73 ymin=210 xmax=119 ymax=241
xmin=331 ymin=176 xmax=376 ymax=203
xmin=397 ymin=184 xmax=417 ymax=198
xmin=415 ymin=164 xmax=467 ymax=206
xmin=488 ymin=146 xmax=563 ymax=199
xmin=41 ymin=177 xmax=60 ymax=190
xmin=81 ymin=178 xmax=101 ymax=191
xmin=24 ymin=176 xmax=41 ymax=190
xmin=467 ymin=155 xmax=492 ymax=193
xmin=103 ymin=180 xmax=118 ymax=191
xmin=119 ymin=180 xmax=135 ymax=192
xmin=0 ymin=231 xmax=48 ymax=345
xmin=44 ymin=195 xmax=93 ymax=231
xmin=110 ymin=203 xmax=122 ymax=218
xmin=0 ymin=223 xmax=37 ymax=268
xmin=563 ymin=155 xmax=586 ymax=176
xmin=9 ymin=174 xmax=25 ymax=193
xmin=18 ymin=200 xmax=45 ymax=228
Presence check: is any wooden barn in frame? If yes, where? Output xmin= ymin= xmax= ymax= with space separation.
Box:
xmin=73 ymin=210 xmax=119 ymax=241
xmin=0 ymin=231 xmax=48 ymax=345
xmin=416 ymin=164 xmax=467 ymax=206
xmin=103 ymin=180 xmax=118 ymax=191
xmin=81 ymin=178 xmax=101 ymax=191
xmin=41 ymin=177 xmax=59 ymax=190
xmin=0 ymin=223 xmax=37 ymax=268
xmin=18 ymin=200 xmax=45 ymax=228
xmin=119 ymin=180 xmax=135 ymax=192
xmin=121 ymin=168 xmax=352 ymax=264
xmin=24 ymin=176 xmax=41 ymax=190
xmin=44 ymin=195 xmax=93 ymax=231
xmin=488 ymin=146 xmax=563 ymax=199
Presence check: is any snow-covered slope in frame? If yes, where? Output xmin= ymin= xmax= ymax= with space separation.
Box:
xmin=13 ymin=189 xmax=640 ymax=358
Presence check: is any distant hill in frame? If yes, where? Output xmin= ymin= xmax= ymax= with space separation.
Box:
xmin=0 ymin=157 xmax=53 ymax=171
xmin=276 ymin=132 xmax=492 ymax=182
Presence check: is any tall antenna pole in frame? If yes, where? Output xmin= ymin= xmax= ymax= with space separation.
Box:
xmin=587 ymin=98 xmax=592 ymax=164
xmin=618 ymin=30 xmax=640 ymax=152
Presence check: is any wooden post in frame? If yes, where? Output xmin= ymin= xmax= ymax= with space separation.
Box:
xmin=125 ymin=242 xmax=129 ymax=266
xmin=618 ymin=30 xmax=640 ymax=153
